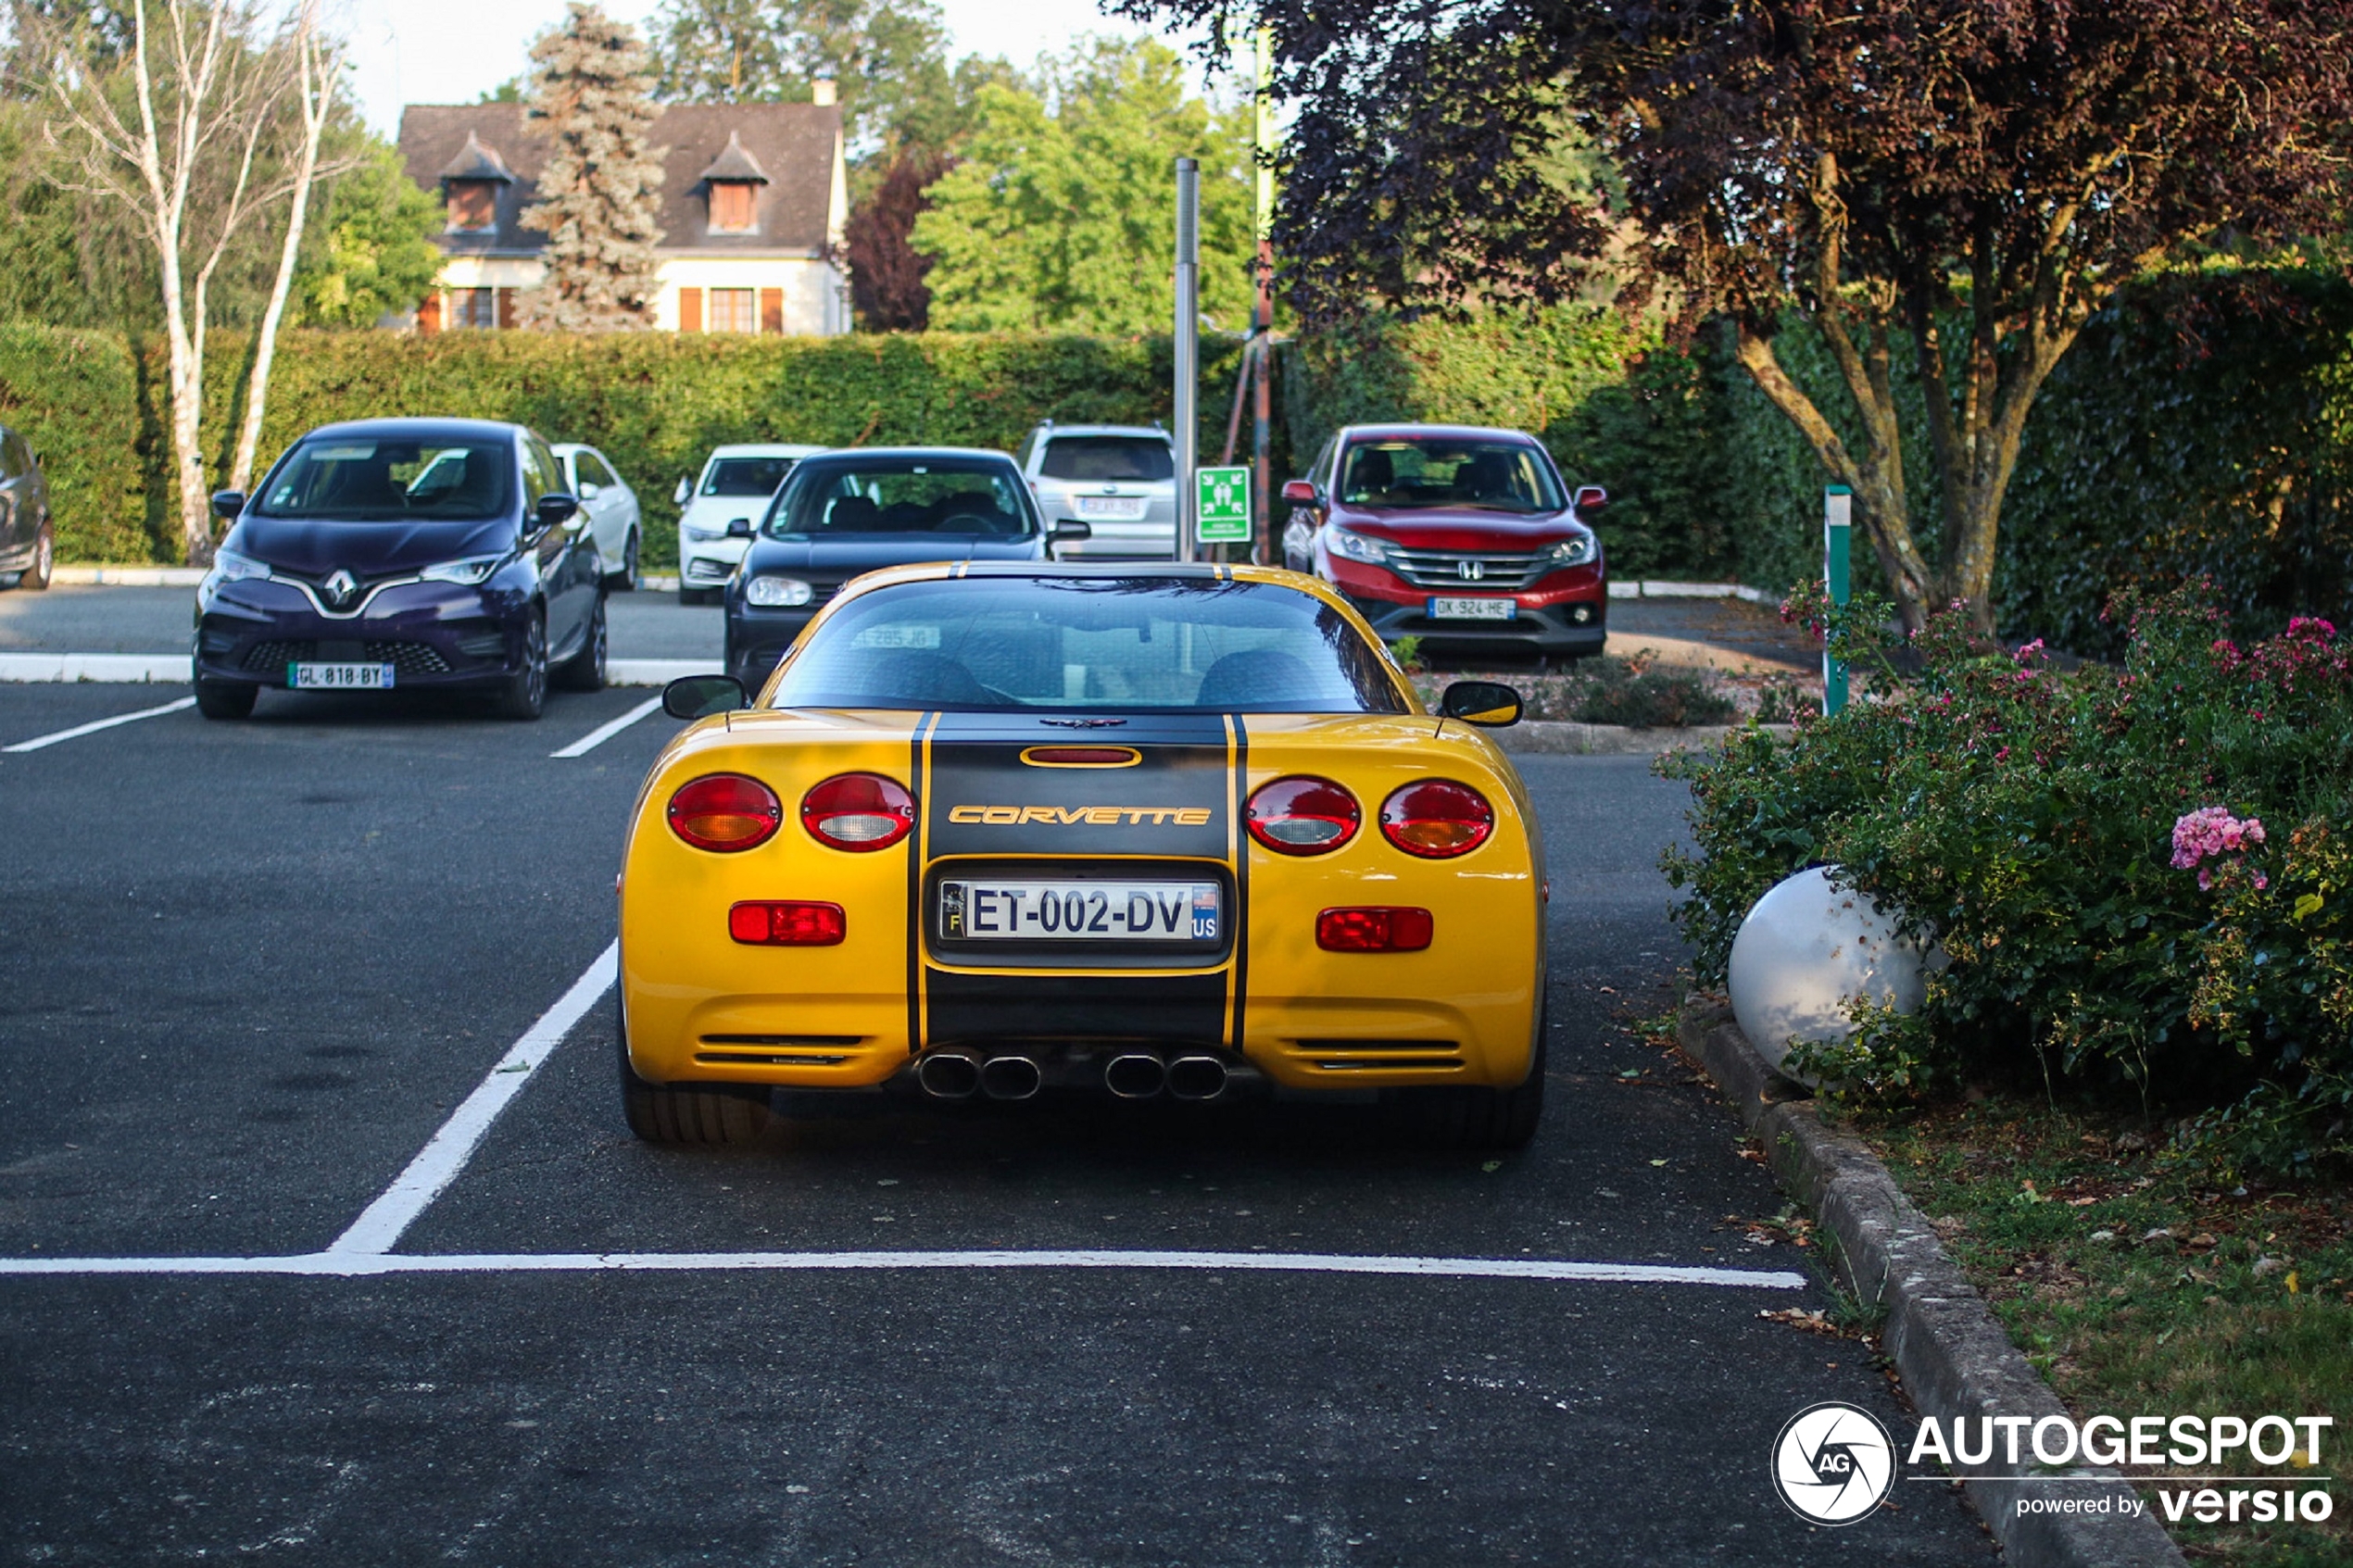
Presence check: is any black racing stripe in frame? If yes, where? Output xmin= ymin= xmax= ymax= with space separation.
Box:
xmin=923 ymin=710 xmax=1231 ymax=859
xmin=922 ymin=970 xmax=1227 ymax=1047
xmin=905 ymin=713 xmax=934 ymax=1053
xmin=1228 ymin=714 xmax=1249 ymax=1051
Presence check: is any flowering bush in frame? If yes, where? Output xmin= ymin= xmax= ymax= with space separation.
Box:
xmin=1662 ymin=585 xmax=2353 ymax=1171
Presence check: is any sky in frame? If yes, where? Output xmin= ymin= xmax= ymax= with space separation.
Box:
xmin=341 ymin=0 xmax=1158 ymax=137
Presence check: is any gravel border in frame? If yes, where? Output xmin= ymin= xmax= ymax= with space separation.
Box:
xmin=1678 ymin=998 xmax=2188 ymax=1567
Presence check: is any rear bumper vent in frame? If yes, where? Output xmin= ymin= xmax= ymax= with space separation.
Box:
xmin=694 ymin=1033 xmax=864 ymax=1068
xmin=1292 ymin=1038 xmax=1465 ymax=1072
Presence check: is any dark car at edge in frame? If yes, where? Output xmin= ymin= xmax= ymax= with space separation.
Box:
xmin=1280 ymin=423 xmax=1609 ymax=662
xmin=191 ymin=418 xmax=605 ymax=720
xmin=722 ymin=446 xmax=1087 ymax=691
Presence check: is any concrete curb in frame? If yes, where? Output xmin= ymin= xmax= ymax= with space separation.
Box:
xmin=0 ymin=653 xmax=713 ymax=687
xmin=1493 ymin=721 xmax=1793 ymax=757
xmin=53 ymin=566 xmax=206 ymax=586
xmin=1677 ymin=1000 xmax=2187 ymax=1566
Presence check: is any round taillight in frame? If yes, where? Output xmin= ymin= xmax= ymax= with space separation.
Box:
xmin=667 ymin=773 xmax=782 ymax=852
xmin=1379 ymin=780 xmax=1493 ymax=858
xmin=1246 ymin=776 xmax=1360 ymax=855
xmin=800 ymin=772 xmax=916 ymax=851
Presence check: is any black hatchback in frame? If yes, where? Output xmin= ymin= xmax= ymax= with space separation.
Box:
xmin=192 ymin=419 xmax=605 ymax=720
xmin=721 ymin=447 xmax=1087 ymax=690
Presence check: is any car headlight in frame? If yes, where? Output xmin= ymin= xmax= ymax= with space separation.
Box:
xmin=421 ymin=554 xmax=505 ymax=585
xmin=1542 ymin=533 xmax=1597 ymax=568
xmin=745 ymin=574 xmax=813 ymax=608
xmin=208 ymin=549 xmax=272 ymax=584
xmin=1325 ymin=527 xmax=1392 ymax=567
xmin=683 ymin=524 xmax=724 ymax=543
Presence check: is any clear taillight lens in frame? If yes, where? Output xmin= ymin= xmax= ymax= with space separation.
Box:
xmin=1245 ymin=776 xmax=1360 ymax=855
xmin=1379 ymin=780 xmax=1493 ymax=858
xmin=800 ymin=772 xmax=916 ymax=851
xmin=667 ymin=773 xmax=782 ymax=852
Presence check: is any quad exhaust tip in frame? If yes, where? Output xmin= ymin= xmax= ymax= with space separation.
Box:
xmin=1103 ymin=1052 xmax=1167 ymax=1099
xmin=1164 ymin=1054 xmax=1229 ymax=1101
xmin=978 ymin=1054 xmax=1043 ymax=1101
xmin=915 ymin=1051 xmax=981 ymax=1099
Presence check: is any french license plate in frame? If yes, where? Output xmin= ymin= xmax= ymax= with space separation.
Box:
xmin=1075 ymin=495 xmax=1148 ymax=521
xmin=288 ymin=661 xmax=396 ymax=690
xmin=1427 ymin=596 xmax=1518 ymax=621
xmin=939 ymin=880 xmax=1219 ymax=942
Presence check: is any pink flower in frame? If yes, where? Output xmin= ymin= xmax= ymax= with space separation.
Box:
xmin=2172 ymin=806 xmax=2268 ymax=884
xmin=2015 ymin=638 xmax=2046 ymax=664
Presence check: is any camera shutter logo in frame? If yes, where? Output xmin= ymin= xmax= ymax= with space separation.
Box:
xmin=1770 ymin=1402 xmax=1897 ymax=1525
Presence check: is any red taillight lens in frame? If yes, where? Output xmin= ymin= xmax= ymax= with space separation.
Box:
xmin=728 ymin=900 xmax=846 ymax=946
xmin=667 ymin=773 xmax=782 ymax=852
xmin=1379 ymin=780 xmax=1493 ymax=858
xmin=1245 ymin=776 xmax=1360 ymax=855
xmin=1316 ymin=907 xmax=1434 ymax=952
xmin=800 ymin=772 xmax=916 ymax=851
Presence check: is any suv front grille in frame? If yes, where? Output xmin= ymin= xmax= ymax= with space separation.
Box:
xmin=1385 ymin=548 xmax=1551 ymax=591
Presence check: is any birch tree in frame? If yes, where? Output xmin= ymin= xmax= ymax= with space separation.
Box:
xmin=39 ymin=0 xmax=298 ymax=565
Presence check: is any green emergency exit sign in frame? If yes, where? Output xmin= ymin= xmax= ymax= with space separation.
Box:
xmin=1195 ymin=466 xmax=1252 ymax=543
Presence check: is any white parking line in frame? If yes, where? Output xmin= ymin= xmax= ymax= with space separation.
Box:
xmin=550 ymin=696 xmax=664 ymax=758
xmin=0 ymin=1248 xmax=1808 ymax=1287
xmin=325 ymin=942 xmax=619 ymax=1256
xmin=2 ymin=695 xmax=197 ymax=753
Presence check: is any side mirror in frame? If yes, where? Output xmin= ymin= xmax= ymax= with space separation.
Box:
xmin=673 ymin=477 xmax=692 ymax=507
xmin=662 ymin=672 xmax=749 ymax=720
xmin=1047 ymin=520 xmax=1090 ymax=558
xmin=576 ymin=480 xmax=601 ymax=500
xmin=1280 ymin=479 xmax=1321 ymax=507
xmin=724 ymin=516 xmax=754 ymax=539
xmin=535 ymin=493 xmax=580 ymax=530
xmin=1439 ymin=680 xmax=1524 ymax=728
xmin=209 ymin=490 xmax=246 ymax=521
xmin=1574 ymin=484 xmax=1608 ymax=513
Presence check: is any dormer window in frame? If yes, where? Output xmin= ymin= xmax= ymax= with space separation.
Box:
xmin=696 ymin=130 xmax=771 ymax=237
xmin=435 ymin=130 xmax=515 ymax=236
xmin=447 ymin=181 xmax=497 ymax=232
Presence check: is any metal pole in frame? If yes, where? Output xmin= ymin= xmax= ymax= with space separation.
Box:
xmin=1823 ymin=485 xmax=1852 ymax=717
xmin=1173 ymin=157 xmax=1200 ymax=563
xmin=1250 ymin=27 xmax=1275 ymax=566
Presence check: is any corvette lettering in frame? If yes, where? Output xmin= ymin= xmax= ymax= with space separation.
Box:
xmin=947 ymin=805 xmax=1214 ymax=826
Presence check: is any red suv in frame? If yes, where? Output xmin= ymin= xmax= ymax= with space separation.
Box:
xmin=1280 ymin=423 xmax=1605 ymax=660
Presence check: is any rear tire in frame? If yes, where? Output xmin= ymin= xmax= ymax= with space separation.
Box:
xmin=20 ymin=522 xmax=51 ymax=590
xmin=194 ymin=677 xmax=257 ymax=719
xmin=1392 ymin=1000 xmax=1547 ymax=1151
xmin=617 ymin=996 xmax=772 ymax=1146
xmin=495 ymin=611 xmax=547 ymax=719
xmin=556 ymin=594 xmax=607 ymax=692
xmin=606 ymin=530 xmax=639 ymax=592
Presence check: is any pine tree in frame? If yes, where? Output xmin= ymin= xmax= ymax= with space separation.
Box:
xmin=520 ymin=3 xmax=665 ymax=331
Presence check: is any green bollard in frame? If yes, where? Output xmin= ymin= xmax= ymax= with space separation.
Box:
xmin=1823 ymin=487 xmax=1852 ymax=717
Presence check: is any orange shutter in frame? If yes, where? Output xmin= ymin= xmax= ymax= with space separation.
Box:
xmin=496 ymin=287 xmax=515 ymax=329
xmin=417 ymin=292 xmax=443 ymax=335
xmin=679 ymin=287 xmax=702 ymax=332
xmin=760 ymin=287 xmax=784 ymax=333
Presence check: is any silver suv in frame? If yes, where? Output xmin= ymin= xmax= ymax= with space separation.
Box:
xmin=1016 ymin=421 xmax=1177 ymax=559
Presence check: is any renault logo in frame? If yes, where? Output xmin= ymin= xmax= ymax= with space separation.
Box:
xmin=321 ymin=569 xmax=359 ymax=607
xmin=1457 ymin=559 xmax=1484 ymax=582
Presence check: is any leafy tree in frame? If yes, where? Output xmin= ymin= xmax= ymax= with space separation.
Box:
xmin=1127 ymin=0 xmax=2353 ymax=633
xmin=912 ymin=38 xmax=1254 ymax=334
xmin=844 ymin=145 xmax=949 ymax=329
xmin=293 ymin=142 xmax=441 ymax=329
xmin=518 ymin=2 xmax=665 ymax=331
xmin=647 ymin=0 xmax=953 ymax=153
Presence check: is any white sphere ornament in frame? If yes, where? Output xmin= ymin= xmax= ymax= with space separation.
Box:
xmin=1727 ymin=866 xmax=1927 ymax=1085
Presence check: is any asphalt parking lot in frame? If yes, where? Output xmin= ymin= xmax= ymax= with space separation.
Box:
xmin=0 ymin=676 xmax=1994 ymax=1564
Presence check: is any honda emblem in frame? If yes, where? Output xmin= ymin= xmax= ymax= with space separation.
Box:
xmin=1457 ymin=559 xmax=1484 ymax=582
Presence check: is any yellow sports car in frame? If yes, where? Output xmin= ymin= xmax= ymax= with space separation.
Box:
xmin=617 ymin=563 xmax=1545 ymax=1148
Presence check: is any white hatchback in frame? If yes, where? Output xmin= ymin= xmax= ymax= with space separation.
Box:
xmin=673 ymin=444 xmax=826 ymax=604
xmin=552 ymin=442 xmax=643 ymax=589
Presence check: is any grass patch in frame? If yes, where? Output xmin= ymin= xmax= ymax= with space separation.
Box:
xmin=1856 ymin=1099 xmax=2352 ymax=1565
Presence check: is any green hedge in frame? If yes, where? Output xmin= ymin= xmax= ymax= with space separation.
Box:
xmin=0 ymin=328 xmax=1243 ymax=570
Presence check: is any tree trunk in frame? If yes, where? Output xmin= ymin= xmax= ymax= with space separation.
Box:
xmin=232 ymin=17 xmax=333 ymax=494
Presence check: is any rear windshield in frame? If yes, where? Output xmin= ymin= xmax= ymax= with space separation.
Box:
xmin=765 ymin=458 xmax=1036 ymax=538
xmin=1338 ymin=437 xmax=1564 ymax=513
xmin=1038 ymin=436 xmax=1175 ymax=483
xmin=257 ymin=436 xmax=513 ymax=521
xmin=770 ymin=576 xmax=1408 ymax=713
xmin=700 ymin=457 xmax=800 ymax=497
